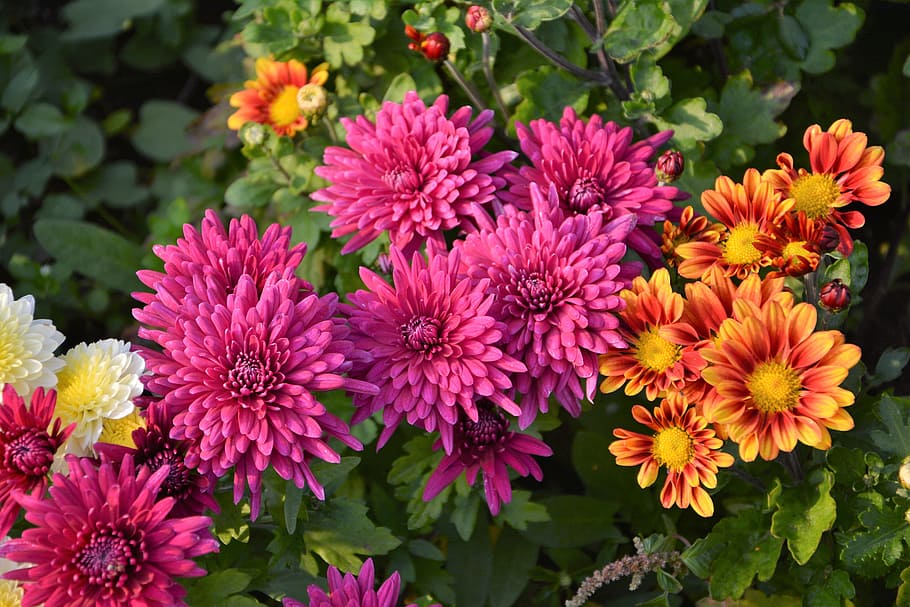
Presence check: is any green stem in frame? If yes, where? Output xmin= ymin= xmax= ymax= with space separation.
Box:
xmin=481 ymin=32 xmax=509 ymax=121
xmin=442 ymin=59 xmax=488 ymax=112
xmin=512 ymin=23 xmax=613 ymax=85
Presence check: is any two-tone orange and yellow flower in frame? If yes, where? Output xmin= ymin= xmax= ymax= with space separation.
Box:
xmin=700 ymin=297 xmax=861 ymax=462
xmin=609 ymin=394 xmax=734 ymax=517
xmin=763 ymin=118 xmax=890 ymax=255
xmin=661 ymin=205 xmax=725 ymax=268
xmin=228 ymin=58 xmax=329 ymax=137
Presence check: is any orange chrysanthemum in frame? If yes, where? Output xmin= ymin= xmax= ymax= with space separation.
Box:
xmin=661 ymin=205 xmax=725 ymax=268
xmin=763 ymin=119 xmax=891 ymax=255
xmin=676 ymin=169 xmax=793 ymax=280
xmin=609 ymin=394 xmax=734 ymax=517
xmin=228 ymin=58 xmax=329 ymax=136
xmin=599 ymin=268 xmax=705 ymax=401
xmin=700 ymin=298 xmax=861 ymax=462
xmin=754 ymin=211 xmax=824 ymax=278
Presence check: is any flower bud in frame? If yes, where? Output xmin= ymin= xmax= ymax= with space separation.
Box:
xmin=656 ymin=150 xmax=684 ymax=183
xmin=819 ymin=278 xmax=851 ymax=312
xmin=296 ymin=83 xmax=328 ymax=119
xmin=818 ymin=223 xmax=841 ymax=253
xmin=241 ymin=122 xmax=265 ymax=146
xmin=421 ymin=32 xmax=450 ymax=61
xmin=466 ymin=5 xmax=493 ymax=33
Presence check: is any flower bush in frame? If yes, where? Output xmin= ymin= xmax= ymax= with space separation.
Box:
xmin=2 ymin=1 xmax=910 ymax=606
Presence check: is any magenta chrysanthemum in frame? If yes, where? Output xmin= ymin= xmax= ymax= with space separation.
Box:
xmin=456 ymin=184 xmax=636 ymax=427
xmin=1 ymin=454 xmax=217 ymax=607
xmin=312 ymin=90 xmax=517 ymax=256
xmin=423 ymin=403 xmax=552 ymax=515
xmin=158 ymin=272 xmax=374 ymax=519
xmin=282 ymin=558 xmax=441 ymax=607
xmin=95 ymin=400 xmax=218 ymax=518
xmin=0 ymin=385 xmax=73 ymax=537
xmin=345 ymin=247 xmax=526 ymax=453
xmin=503 ymin=107 xmax=685 ymax=267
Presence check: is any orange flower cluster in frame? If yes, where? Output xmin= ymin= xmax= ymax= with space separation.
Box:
xmin=603 ymin=119 xmax=887 ymax=517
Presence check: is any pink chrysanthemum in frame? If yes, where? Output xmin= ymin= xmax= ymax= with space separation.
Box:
xmin=423 ymin=403 xmax=552 ymax=515
xmin=0 ymin=386 xmax=73 ymax=537
xmin=455 ymin=184 xmax=636 ymax=427
xmin=312 ymin=91 xmax=517 ymax=256
xmin=283 ymin=558 xmax=441 ymax=607
xmin=503 ymin=107 xmax=686 ymax=267
xmin=95 ymin=400 xmax=218 ymax=518
xmin=153 ymin=272 xmax=374 ymax=519
xmin=345 ymin=247 xmax=526 ymax=453
xmin=1 ymin=454 xmax=217 ymax=607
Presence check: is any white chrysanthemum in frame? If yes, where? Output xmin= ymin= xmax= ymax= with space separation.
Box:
xmin=54 ymin=338 xmax=145 ymax=455
xmin=98 ymin=405 xmax=144 ymax=448
xmin=0 ymin=283 xmax=64 ymax=394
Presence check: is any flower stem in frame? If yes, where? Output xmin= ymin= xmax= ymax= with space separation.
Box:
xmin=481 ymin=32 xmax=509 ymax=121
xmin=567 ymin=5 xmax=630 ymax=100
xmin=512 ymin=23 xmax=613 ymax=86
xmin=443 ymin=59 xmax=489 ymax=112
xmin=322 ymin=115 xmax=339 ymax=145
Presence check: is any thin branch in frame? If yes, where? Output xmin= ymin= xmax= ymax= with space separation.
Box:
xmin=442 ymin=59 xmax=489 ymax=112
xmin=513 ymin=23 xmax=613 ymax=85
xmin=566 ymin=6 xmax=630 ymax=100
xmin=481 ymin=32 xmax=509 ymax=121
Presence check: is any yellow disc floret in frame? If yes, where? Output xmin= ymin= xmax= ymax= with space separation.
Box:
xmin=747 ymin=360 xmax=802 ymax=413
xmin=635 ymin=327 xmax=681 ymax=373
xmin=268 ymin=85 xmax=302 ymax=127
xmin=651 ymin=426 xmax=694 ymax=470
xmin=722 ymin=223 xmax=761 ymax=265
xmin=790 ymin=173 xmax=840 ymax=219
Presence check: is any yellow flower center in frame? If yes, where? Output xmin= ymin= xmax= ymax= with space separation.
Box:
xmin=0 ymin=579 xmax=23 ymax=607
xmin=781 ymin=240 xmax=808 ymax=260
xmin=652 ymin=426 xmax=694 ymax=470
xmin=746 ymin=360 xmax=802 ymax=414
xmin=790 ymin=173 xmax=840 ymax=219
xmin=722 ymin=223 xmax=761 ymax=265
xmin=269 ymin=85 xmax=301 ymax=127
xmin=99 ymin=408 xmax=144 ymax=448
xmin=57 ymin=363 xmax=102 ymax=420
xmin=635 ymin=327 xmax=680 ymax=373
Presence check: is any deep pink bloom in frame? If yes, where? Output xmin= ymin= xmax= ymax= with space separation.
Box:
xmin=282 ymin=558 xmax=441 ymax=607
xmin=456 ymin=184 xmax=636 ymax=427
xmin=0 ymin=454 xmax=217 ymax=607
xmin=0 ymin=385 xmax=73 ymax=537
xmin=154 ymin=271 xmax=375 ymax=519
xmin=95 ymin=400 xmax=218 ymax=518
xmin=503 ymin=107 xmax=686 ymax=267
xmin=345 ymin=247 xmax=526 ymax=453
xmin=423 ymin=403 xmax=552 ymax=515
xmin=312 ymin=91 xmax=517 ymax=256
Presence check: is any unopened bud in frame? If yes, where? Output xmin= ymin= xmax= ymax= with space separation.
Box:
xmin=241 ymin=122 xmax=265 ymax=146
xmin=421 ymin=32 xmax=450 ymax=61
xmin=819 ymin=278 xmax=851 ymax=312
xmin=656 ymin=150 xmax=684 ymax=183
xmin=466 ymin=5 xmax=493 ymax=33
xmin=818 ymin=223 xmax=841 ymax=253
xmin=296 ymin=83 xmax=328 ymax=118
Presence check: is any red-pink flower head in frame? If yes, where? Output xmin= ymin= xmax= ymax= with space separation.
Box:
xmin=423 ymin=403 xmax=552 ymax=515
xmin=345 ymin=247 xmax=526 ymax=453
xmin=0 ymin=385 xmax=73 ymax=537
xmin=154 ymin=271 xmax=376 ymax=519
xmin=1 ymin=454 xmax=218 ymax=607
xmin=95 ymin=400 xmax=218 ymax=518
xmin=503 ymin=107 xmax=686 ymax=267
xmin=455 ymin=184 xmax=637 ymax=427
xmin=313 ymin=91 xmax=517 ymax=256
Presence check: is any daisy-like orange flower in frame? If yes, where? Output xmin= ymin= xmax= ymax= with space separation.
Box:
xmin=676 ymin=169 xmax=793 ymax=280
xmin=660 ymin=205 xmax=725 ymax=268
xmin=609 ymin=394 xmax=734 ymax=517
xmin=700 ymin=298 xmax=861 ymax=462
xmin=228 ymin=58 xmax=329 ymax=136
xmin=763 ymin=118 xmax=891 ymax=255
xmin=754 ymin=211 xmax=825 ymax=278
xmin=599 ymin=268 xmax=705 ymax=401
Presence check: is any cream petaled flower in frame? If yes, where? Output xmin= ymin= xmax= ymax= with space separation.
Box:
xmin=98 ymin=406 xmax=144 ymax=448
xmin=54 ymin=339 xmax=145 ymax=455
xmin=0 ymin=283 xmax=64 ymax=395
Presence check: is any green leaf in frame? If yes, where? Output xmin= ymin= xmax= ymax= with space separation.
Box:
xmin=225 ymin=174 xmax=281 ymax=208
xmin=601 ymin=0 xmax=677 ymax=64
xmin=383 ymin=74 xmax=418 ymax=103
xmin=39 ymin=116 xmax=105 ymax=178
xmin=284 ymin=481 xmax=304 ymax=535
xmin=522 ymin=495 xmax=620 ymax=547
xmin=651 ymin=0 xmax=709 ymax=59
xmin=776 ymin=14 xmax=809 ymax=61
xmin=131 ymin=100 xmax=198 ymax=162
xmin=492 ymin=0 xmax=573 ymax=29
xmin=848 ymin=240 xmax=869 ymax=292
xmin=388 ymin=434 xmax=437 ymax=486
xmin=451 ymin=491 xmax=480 ymax=541
xmin=681 ymin=508 xmax=784 ymax=599
xmin=184 ymin=569 xmax=252 ymax=604
xmin=511 ymin=67 xmax=589 ymax=131
xmin=623 ymin=54 xmax=671 ymax=119
xmin=871 ymin=348 xmax=910 ymax=387
xmin=303 ymin=497 xmax=400 ymax=572
xmin=2 ymin=64 xmax=39 ymax=112
xmin=80 ymin=162 xmax=148 ymax=208
xmin=488 ymin=527 xmax=539 ymax=607
xmin=839 ymin=505 xmax=910 ymax=578
xmin=904 ymin=54 xmax=910 ymax=78
xmin=691 ymin=10 xmax=731 ymax=39
xmin=768 ymin=468 xmax=837 ymax=565
xmin=323 ymin=4 xmax=375 ymax=68
xmin=33 ymin=219 xmax=143 ymax=293
xmin=651 ymin=97 xmax=723 ymax=151
xmin=242 ymin=20 xmax=298 ymax=56
xmin=447 ymin=524 xmax=492 ymax=607
xmin=14 ymin=103 xmax=71 ymax=139
xmin=0 ymin=34 xmax=27 ymax=55
xmin=310 ymin=456 xmax=360 ymax=497
xmin=709 ymin=72 xmax=794 ymax=166
xmin=794 ymin=0 xmax=864 ymax=74
xmin=636 ymin=594 xmax=670 ymax=607
xmin=897 ymin=566 xmax=910 ymax=607
xmin=869 ymin=394 xmax=910 ymax=458
xmin=61 ymin=0 xmax=165 ymax=41
xmin=804 ymin=569 xmax=855 ymax=607
xmin=497 ymin=489 xmax=549 ymax=531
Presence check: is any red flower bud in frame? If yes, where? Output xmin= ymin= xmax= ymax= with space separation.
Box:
xmin=466 ymin=5 xmax=493 ymax=33
xmin=656 ymin=150 xmax=684 ymax=183
xmin=405 ymin=25 xmax=422 ymax=42
xmin=421 ymin=32 xmax=450 ymax=61
xmin=819 ymin=278 xmax=851 ymax=312
xmin=818 ymin=223 xmax=841 ymax=253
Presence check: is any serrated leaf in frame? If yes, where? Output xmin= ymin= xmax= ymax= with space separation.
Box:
xmin=769 ymin=468 xmax=837 ymax=565
xmin=310 ymin=456 xmax=360 ymax=497
xmin=388 ymin=434 xmax=438 ymax=485
xmin=869 ymin=394 xmax=910 ymax=458
xmin=225 ymin=174 xmax=281 ymax=208
xmin=839 ymin=506 xmax=910 ymax=578
xmin=651 ymin=97 xmax=723 ymax=150
xmin=497 ymin=489 xmax=549 ymax=531
xmin=184 ymin=569 xmax=252 ymax=603
xmin=804 ymin=569 xmax=855 ymax=607
xmin=303 ymin=497 xmax=400 ymax=572
xmin=511 ymin=67 xmax=589 ymax=130
xmin=795 ymin=0 xmax=864 ymax=74
xmin=131 ymin=100 xmax=198 ymax=162
xmin=681 ymin=508 xmax=783 ymax=599
xmin=651 ymin=0 xmax=709 ymax=58
xmin=601 ymin=0 xmax=677 ymax=64
xmin=492 ymin=0 xmax=573 ymax=29
xmin=323 ymin=4 xmax=375 ymax=68
xmin=897 ymin=566 xmax=910 ymax=607
xmin=489 ymin=527 xmax=539 ymax=607
xmin=776 ymin=14 xmax=809 ymax=61
xmin=34 ymin=219 xmax=143 ymax=293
